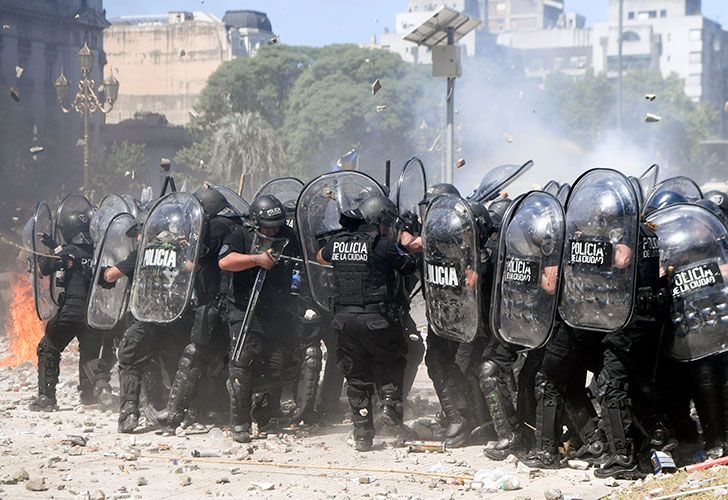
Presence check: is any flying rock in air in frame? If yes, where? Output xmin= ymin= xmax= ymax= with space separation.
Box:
xmin=645 ymin=113 xmax=661 ymax=123
xmin=15 ymin=66 xmax=23 ymax=79
xmin=456 ymin=158 xmax=466 ymax=168
xmin=29 ymin=146 xmax=44 ymax=154
xmin=9 ymin=86 xmax=20 ymax=102
xmin=503 ymin=132 xmax=514 ymax=143
xmin=270 ymin=37 xmax=278 ymax=44
xmin=645 ymin=94 xmax=657 ymax=101
xmin=178 ymin=48 xmax=186 ymax=57
xmin=371 ymin=79 xmax=382 ymax=95
xmin=376 ymin=105 xmax=387 ymax=112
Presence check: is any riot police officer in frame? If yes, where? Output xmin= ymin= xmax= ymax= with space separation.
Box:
xmin=152 ymin=187 xmax=243 ymax=432
xmin=317 ymin=193 xmax=417 ymax=451
xmin=31 ymin=207 xmax=114 ymax=411
xmin=219 ymin=194 xmax=301 ymax=443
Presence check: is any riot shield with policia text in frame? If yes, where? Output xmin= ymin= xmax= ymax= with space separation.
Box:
xmin=559 ymin=168 xmax=640 ymax=333
xmin=646 ymin=204 xmax=728 ymax=361
xmin=129 ymin=192 xmax=204 ymax=323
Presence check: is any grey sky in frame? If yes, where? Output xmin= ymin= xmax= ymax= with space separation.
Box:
xmin=104 ymin=1 xmax=728 ymax=46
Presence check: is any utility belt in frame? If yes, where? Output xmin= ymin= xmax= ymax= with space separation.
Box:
xmin=334 ymin=302 xmax=405 ymax=322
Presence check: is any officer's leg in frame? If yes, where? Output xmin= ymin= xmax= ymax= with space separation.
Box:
xmin=523 ymin=324 xmax=574 ymax=468
xmin=629 ymin=328 xmax=677 ymax=452
xmin=117 ymin=321 xmax=155 ymax=432
xmin=336 ymin=313 xmax=376 ymax=451
xmin=252 ymin=326 xmax=290 ymax=429
xmin=594 ymin=332 xmax=640 ymax=479
xmin=31 ymin=316 xmax=75 ymax=411
xmin=227 ymin=312 xmax=265 ymax=443
xmin=369 ymin=317 xmax=408 ymax=436
xmin=425 ymin=330 xmax=472 ymax=447
xmin=318 ymin=325 xmax=346 ymax=419
xmin=291 ymin=321 xmax=323 ymax=424
xmin=693 ymin=357 xmax=724 ymax=458
xmin=564 ymin=368 xmax=607 ymax=463
xmin=77 ymin=327 xmax=115 ymax=409
xmin=479 ymin=341 xmax=523 ymax=460
xmin=402 ymin=313 xmax=425 ymax=400
xmin=517 ymin=348 xmax=544 ymax=447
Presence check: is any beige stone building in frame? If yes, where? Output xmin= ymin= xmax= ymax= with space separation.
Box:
xmin=104 ymin=10 xmax=275 ymax=126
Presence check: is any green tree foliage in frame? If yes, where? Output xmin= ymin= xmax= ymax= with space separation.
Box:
xmin=195 ymin=45 xmax=317 ymax=130
xmin=282 ymin=45 xmax=429 ymax=176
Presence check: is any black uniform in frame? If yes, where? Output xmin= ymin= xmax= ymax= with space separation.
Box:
xmin=154 ymin=215 xmax=241 ymax=430
xmin=33 ymin=242 xmax=114 ymax=409
xmin=223 ymin=224 xmax=301 ymax=434
xmin=322 ymin=225 xmax=416 ymax=448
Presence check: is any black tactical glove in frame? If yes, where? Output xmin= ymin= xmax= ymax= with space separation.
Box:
xmin=40 ymin=232 xmax=57 ymax=250
xmin=400 ymin=211 xmax=421 ymax=237
xmin=97 ymin=266 xmax=116 ymax=289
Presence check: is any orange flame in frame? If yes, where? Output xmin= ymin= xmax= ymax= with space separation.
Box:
xmin=0 ymin=272 xmax=44 ymax=367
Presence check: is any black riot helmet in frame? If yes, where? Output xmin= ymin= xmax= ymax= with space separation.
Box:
xmin=250 ymin=194 xmax=286 ymax=229
xmin=644 ymin=190 xmax=687 ymax=215
xmin=468 ymin=201 xmax=493 ymax=242
xmin=420 ymin=183 xmax=460 ymax=206
xmin=194 ymin=187 xmax=230 ymax=218
xmin=58 ymin=207 xmax=92 ymax=245
xmin=419 ymin=183 xmax=460 ymax=220
xmin=510 ymin=201 xmax=557 ymax=257
xmin=488 ymin=197 xmax=513 ymax=230
xmin=359 ymin=193 xmax=398 ymax=227
xmin=695 ymin=199 xmax=727 ymax=224
xmin=704 ymin=190 xmax=728 ymax=216
xmin=125 ymin=210 xmax=149 ymax=238
xmin=145 ymin=204 xmax=191 ymax=244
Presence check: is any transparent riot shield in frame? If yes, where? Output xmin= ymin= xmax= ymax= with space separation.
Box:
xmin=25 ymin=202 xmax=57 ymax=320
xmin=468 ymin=160 xmax=534 ymax=203
xmin=394 ymin=157 xmax=428 ymax=217
xmin=296 ymin=171 xmax=384 ymax=312
xmin=644 ymin=176 xmax=702 ymax=209
xmin=422 ymin=193 xmax=481 ymax=342
xmin=90 ymin=194 xmax=129 ymax=247
xmin=492 ymin=192 xmax=565 ymax=349
xmin=121 ymin=194 xmax=140 ymax=218
xmin=559 ymin=168 xmax=640 ymax=332
xmin=212 ymin=185 xmax=250 ymax=217
xmin=543 ymin=180 xmax=560 ymax=196
xmin=639 ymin=164 xmax=659 ymax=197
xmin=129 ymin=192 xmax=204 ymax=323
xmin=87 ymin=213 xmax=136 ymax=330
xmin=52 ymin=194 xmax=93 ymax=305
xmin=629 ymin=176 xmax=644 ymax=208
xmin=254 ymin=177 xmax=305 ymax=228
xmin=556 ymin=183 xmax=570 ymax=206
xmin=646 ymin=204 xmax=728 ymax=361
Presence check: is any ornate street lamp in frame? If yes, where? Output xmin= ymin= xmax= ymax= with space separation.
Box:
xmin=55 ymin=42 xmax=120 ymax=189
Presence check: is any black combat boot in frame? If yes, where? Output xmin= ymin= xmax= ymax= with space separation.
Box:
xmin=154 ymin=344 xmax=202 ymax=432
xmin=348 ymin=386 xmax=374 ymax=452
xmin=594 ymin=403 xmax=641 ymax=479
xmin=522 ymin=376 xmax=561 ymax=469
xmin=479 ymin=361 xmax=525 ymax=461
xmin=30 ymin=337 xmax=59 ymax=412
xmin=118 ymin=400 xmax=140 ymax=434
xmin=227 ymin=379 xmax=252 ymax=443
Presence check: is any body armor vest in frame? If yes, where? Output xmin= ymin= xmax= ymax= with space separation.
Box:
xmin=329 ymin=231 xmax=389 ymax=307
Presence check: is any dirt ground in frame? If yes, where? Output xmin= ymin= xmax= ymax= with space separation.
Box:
xmin=0 ymin=327 xmax=655 ymax=500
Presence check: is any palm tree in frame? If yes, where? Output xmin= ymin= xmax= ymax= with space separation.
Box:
xmin=209 ymin=112 xmax=286 ymax=198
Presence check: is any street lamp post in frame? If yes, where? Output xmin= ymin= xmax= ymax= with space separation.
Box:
xmin=54 ymin=42 xmax=120 ymax=189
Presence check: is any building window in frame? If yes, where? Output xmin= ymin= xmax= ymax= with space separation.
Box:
xmin=637 ymin=11 xmax=657 ymax=20
xmin=689 ymin=52 xmax=702 ymax=64
xmin=622 ymin=31 xmax=641 ymax=42
xmin=687 ymin=74 xmax=701 ymax=87
xmin=689 ymin=29 xmax=702 ymax=41
xmin=628 ymin=12 xmax=635 ymax=20
xmin=660 ymin=9 xmax=667 ymax=17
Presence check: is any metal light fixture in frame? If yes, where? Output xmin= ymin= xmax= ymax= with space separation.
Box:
xmin=54 ymin=70 xmax=71 ymax=106
xmin=78 ymin=42 xmax=94 ymax=74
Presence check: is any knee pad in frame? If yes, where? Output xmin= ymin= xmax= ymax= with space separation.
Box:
xmin=304 ymin=346 xmax=322 ymax=368
xmin=347 ymin=385 xmax=372 ymax=411
xmin=477 ymin=360 xmax=498 ymax=394
xmin=182 ymin=342 xmax=199 ymax=359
